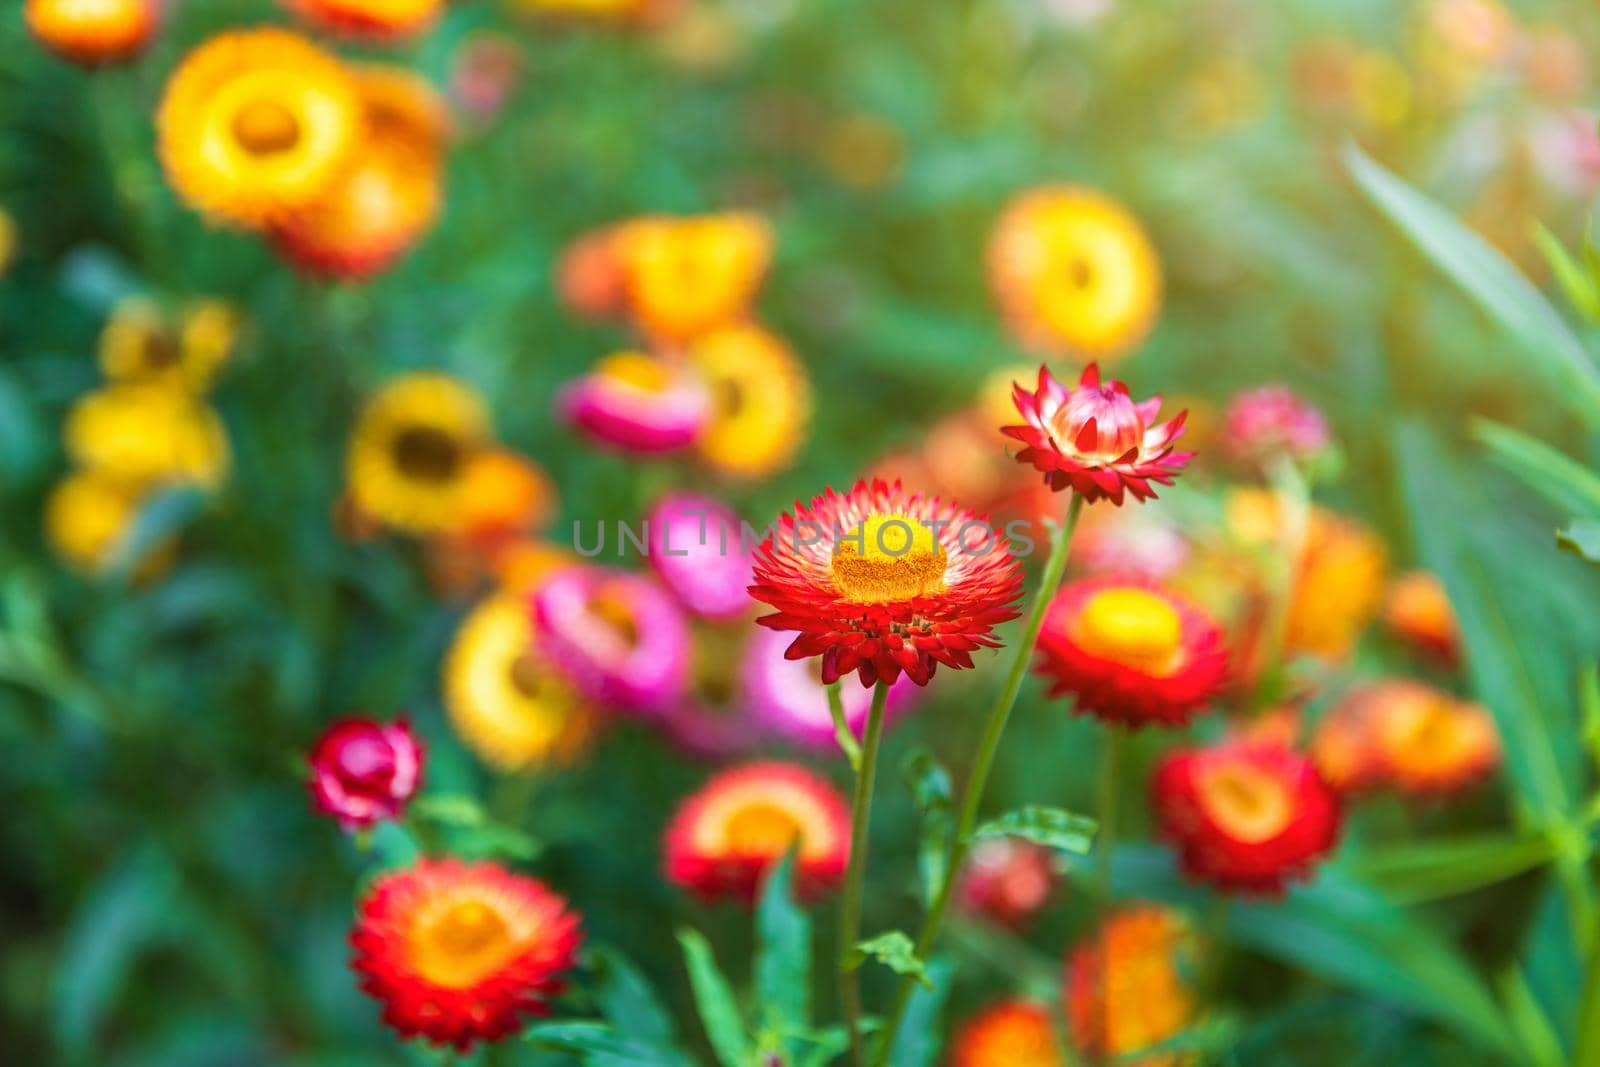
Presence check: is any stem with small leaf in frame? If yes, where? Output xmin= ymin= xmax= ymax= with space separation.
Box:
xmin=870 ymin=493 xmax=1086 ymax=1066
xmin=839 ymin=680 xmax=890 ymax=1066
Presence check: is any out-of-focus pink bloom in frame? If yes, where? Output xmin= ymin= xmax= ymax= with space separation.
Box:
xmin=956 ymin=838 xmax=1057 ymax=927
xmin=1221 ymin=385 xmax=1331 ymax=470
xmin=556 ymin=351 xmax=710 ymax=454
xmin=308 ymin=717 xmax=424 ymax=831
xmin=741 ymin=627 xmax=917 ymax=751
xmin=1043 ymin=0 xmax=1114 ymax=25
xmin=1528 ymin=110 xmax=1600 ymax=198
xmin=533 ymin=566 xmax=691 ymax=714
xmin=1073 ymin=503 xmax=1191 ymax=580
xmin=448 ymin=32 xmax=525 ymax=124
xmin=647 ymin=492 xmax=754 ymax=621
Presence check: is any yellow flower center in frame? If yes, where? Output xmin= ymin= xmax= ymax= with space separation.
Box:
xmin=411 ymin=898 xmax=517 ymax=989
xmin=598 ymin=351 xmax=673 ymax=393
xmin=1072 ymin=588 xmax=1183 ymax=675
xmin=231 ymin=100 xmax=302 ymax=156
xmin=830 ymin=513 xmax=947 ymax=604
xmin=725 ymin=802 xmax=803 ymax=854
xmin=1198 ymin=763 xmax=1292 ymax=844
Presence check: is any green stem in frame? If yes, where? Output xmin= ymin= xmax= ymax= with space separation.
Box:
xmin=1251 ymin=457 xmax=1310 ymax=709
xmin=870 ymin=493 xmax=1086 ymax=1067
xmin=839 ymin=680 xmax=890 ymax=1067
xmin=1096 ymin=728 xmax=1125 ymax=901
xmin=827 ymin=681 xmax=863 ymax=770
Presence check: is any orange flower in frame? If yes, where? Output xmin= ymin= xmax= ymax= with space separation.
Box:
xmin=556 ymin=227 xmax=628 ymax=321
xmin=350 ymin=859 xmax=581 ymax=1051
xmin=285 ymin=0 xmax=444 ymax=40
xmin=443 ymin=449 xmax=557 ymax=552
xmin=1065 ymin=907 xmax=1197 ymax=1066
xmin=613 ymin=213 xmax=772 ymax=343
xmin=663 ymin=762 xmax=850 ymax=903
xmin=988 ymin=185 xmax=1162 ymax=362
xmin=26 ymin=0 xmax=157 ymax=65
xmin=1382 ymin=571 xmax=1460 ymax=664
xmin=950 ymin=999 xmax=1062 ymax=1067
xmin=1316 ymin=681 xmax=1499 ymax=795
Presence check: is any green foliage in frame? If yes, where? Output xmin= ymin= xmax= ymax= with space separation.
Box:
xmin=847 ymin=931 xmax=931 ymax=990
xmin=971 ymin=804 xmax=1097 ymax=856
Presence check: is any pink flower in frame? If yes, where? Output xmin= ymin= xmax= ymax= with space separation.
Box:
xmin=1221 ymin=385 xmax=1331 ymax=470
xmin=556 ymin=352 xmax=709 ymax=454
xmin=741 ymin=627 xmax=917 ymax=750
xmin=647 ymin=492 xmax=755 ymax=621
xmin=956 ymin=839 xmax=1057 ymax=927
xmin=308 ymin=717 xmax=424 ymax=831
xmin=533 ymin=565 xmax=691 ymax=713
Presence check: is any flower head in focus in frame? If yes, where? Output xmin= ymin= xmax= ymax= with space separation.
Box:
xmin=346 ymin=373 xmax=490 ymax=535
xmin=1382 ymin=571 xmax=1460 ymax=664
xmin=988 ymin=185 xmax=1162 ymax=361
xmin=956 ymin=838 xmax=1057 ymax=928
xmin=663 ymin=761 xmax=850 ymax=903
xmin=685 ymin=325 xmax=812 ymax=480
xmin=557 ymin=351 xmax=710 ymax=454
xmin=1004 ymin=364 xmax=1192 ymax=504
xmin=950 ymin=999 xmax=1061 ymax=1067
xmin=1316 ymin=681 xmax=1499 ymax=795
xmin=532 ymin=566 xmax=691 ymax=713
xmin=445 ymin=594 xmax=596 ymax=773
xmin=26 ymin=0 xmax=158 ymax=65
xmin=285 ymin=0 xmax=444 ymax=40
xmin=749 ymin=480 xmax=1024 ymax=687
xmin=308 ymin=716 xmax=424 ymax=830
xmin=1220 ymin=385 xmax=1332 ymax=473
xmin=613 ymin=213 xmax=772 ymax=343
xmin=1034 ymin=578 xmax=1228 ymax=728
xmin=350 ymin=858 xmax=581 ymax=1050
xmin=1153 ymin=740 xmax=1341 ymax=894
xmin=158 ymin=29 xmax=361 ymax=229
xmin=1064 ymin=907 xmax=1197 ymax=1066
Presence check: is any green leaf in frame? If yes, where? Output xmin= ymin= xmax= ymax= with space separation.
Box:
xmin=590 ymin=945 xmax=676 ymax=1044
xmin=1342 ymin=832 xmax=1558 ymax=903
xmin=973 ymin=804 xmax=1097 ymax=855
xmin=755 ymin=851 xmax=812 ymax=1038
xmin=676 ymin=928 xmax=750 ymax=1067
xmin=1559 ymin=521 xmax=1600 ymax=564
xmin=1474 ymin=420 xmax=1600 ymax=519
xmin=1534 ymin=223 xmax=1600 ymax=322
xmin=365 ymin=821 xmax=421 ymax=873
xmin=1344 ymin=142 xmax=1600 ymax=428
xmin=409 ymin=794 xmax=487 ymax=827
xmin=1496 ymin=966 xmax=1566 ymax=1067
xmin=902 ymin=749 xmax=952 ymax=906
xmin=106 ymin=487 xmax=204 ymax=582
xmin=847 ymin=931 xmax=931 ymax=990
xmin=524 ymin=1021 xmax=692 ymax=1066
xmin=1576 ymin=933 xmax=1600 ymax=1067
xmin=885 ymin=957 xmax=953 ymax=1067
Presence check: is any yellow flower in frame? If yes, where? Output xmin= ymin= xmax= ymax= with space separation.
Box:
xmin=685 ymin=324 xmax=812 ymax=479
xmin=157 ymin=28 xmax=361 ymax=229
xmin=988 ymin=185 xmax=1162 ymax=363
xmin=25 ymin=0 xmax=157 ymax=65
xmin=99 ymin=298 xmax=241 ymax=392
xmin=444 ymin=594 xmax=596 ymax=772
xmin=44 ymin=470 xmax=161 ymax=577
xmin=346 ymin=373 xmax=490 ymax=534
xmin=64 ymin=385 xmax=230 ymax=489
xmin=614 ymin=213 xmax=772 ymax=343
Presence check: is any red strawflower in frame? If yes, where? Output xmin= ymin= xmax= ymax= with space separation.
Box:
xmin=749 ymin=479 xmax=1024 ymax=687
xmin=1035 ymin=578 xmax=1228 ymax=728
xmin=309 ymin=717 xmax=424 ymax=830
xmin=350 ymin=858 xmax=581 ymax=1051
xmin=1153 ymin=740 xmax=1341 ymax=895
xmin=956 ymin=838 xmax=1057 ymax=928
xmin=1003 ymin=364 xmax=1191 ymax=504
xmin=663 ymin=761 xmax=851 ymax=904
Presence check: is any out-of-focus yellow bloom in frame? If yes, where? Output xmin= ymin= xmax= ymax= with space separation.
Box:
xmin=285 ymin=0 xmax=443 ymax=41
xmin=449 ymin=449 xmax=557 ymax=549
xmin=655 ymin=5 xmax=743 ymax=74
xmin=25 ymin=0 xmax=157 ymax=65
xmin=99 ymin=298 xmax=242 ymax=393
xmin=491 ymin=540 xmax=576 ymax=595
xmin=614 ymin=213 xmax=773 ymax=343
xmin=511 ymin=0 xmax=680 ymax=23
xmin=444 ymin=594 xmax=596 ymax=772
xmin=1182 ymin=58 xmax=1267 ymax=136
xmin=0 ymin=209 xmax=14 ymax=275
xmin=157 ymin=28 xmax=361 ymax=229
xmin=44 ymin=470 xmax=157 ymax=576
xmin=820 ymin=115 xmax=906 ymax=190
xmin=686 ymin=324 xmax=812 ymax=479
xmin=1349 ymin=51 xmax=1412 ymax=130
xmin=1065 ymin=907 xmax=1198 ymax=1066
xmin=987 ymin=185 xmax=1162 ymax=363
xmin=346 ymin=373 xmax=490 ymax=534
xmin=65 ymin=385 xmax=230 ymax=489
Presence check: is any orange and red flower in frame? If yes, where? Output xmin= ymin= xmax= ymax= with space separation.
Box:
xmin=1003 ymin=364 xmax=1192 ymax=504
xmin=1382 ymin=571 xmax=1460 ymax=664
xmin=1064 ymin=907 xmax=1197 ymax=1066
xmin=949 ymin=999 xmax=1062 ymax=1067
xmin=1315 ymin=681 xmax=1499 ymax=795
xmin=749 ymin=480 xmax=1024 ymax=687
xmin=308 ymin=716 xmax=424 ymax=830
xmin=1153 ymin=740 xmax=1341 ymax=894
xmin=286 ymin=0 xmax=443 ymax=40
xmin=26 ymin=0 xmax=158 ymax=65
xmin=1035 ymin=578 xmax=1227 ymax=728
xmin=663 ymin=761 xmax=850 ymax=903
xmin=350 ymin=859 xmax=581 ymax=1050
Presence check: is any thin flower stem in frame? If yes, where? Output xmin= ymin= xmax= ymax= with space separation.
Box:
xmin=839 ymin=679 xmax=890 ymax=1067
xmin=828 ymin=680 xmax=863 ymax=771
xmin=1095 ymin=727 xmax=1125 ymax=901
xmin=870 ymin=493 xmax=1086 ymax=1067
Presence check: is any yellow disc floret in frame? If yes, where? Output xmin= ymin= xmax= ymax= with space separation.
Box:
xmin=1198 ymin=762 xmax=1293 ymax=844
xmin=831 ymin=513 xmax=948 ymax=603
xmin=1072 ymin=588 xmax=1183 ymax=675
xmin=409 ymin=897 xmax=518 ymax=989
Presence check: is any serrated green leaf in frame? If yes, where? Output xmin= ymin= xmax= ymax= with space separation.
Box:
xmin=590 ymin=945 xmax=676 ymax=1044
xmin=902 ymin=749 xmax=952 ymax=906
xmin=755 ymin=851 xmax=811 ymax=1038
xmin=847 ymin=931 xmax=931 ymax=990
xmin=973 ymin=804 xmax=1097 ymax=855
xmin=676 ymin=928 xmax=750 ymax=1067
xmin=1559 ymin=520 xmax=1600 ymax=564
xmin=1344 ymin=142 xmax=1600 ymax=428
